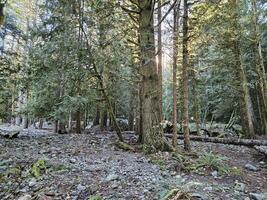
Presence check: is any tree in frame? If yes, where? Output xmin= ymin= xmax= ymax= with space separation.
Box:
xmin=182 ymin=0 xmax=191 ymax=151
xmin=138 ymin=0 xmax=171 ymax=152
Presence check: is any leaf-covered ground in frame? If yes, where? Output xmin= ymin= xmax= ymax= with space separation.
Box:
xmin=0 ymin=128 xmax=266 ymax=200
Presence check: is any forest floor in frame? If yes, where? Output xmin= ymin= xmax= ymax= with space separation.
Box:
xmin=0 ymin=126 xmax=267 ymax=200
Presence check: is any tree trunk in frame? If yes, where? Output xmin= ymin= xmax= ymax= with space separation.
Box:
xmin=38 ymin=119 xmax=43 ymax=129
xmin=251 ymin=0 xmax=267 ymax=134
xmin=93 ymin=106 xmax=100 ymax=126
xmin=172 ymin=4 xmax=179 ymax=148
xmin=192 ymin=63 xmax=201 ymax=135
xmin=138 ymin=82 xmax=144 ymax=143
xmin=157 ymin=0 xmax=163 ymax=122
xmin=100 ymin=109 xmax=108 ymax=130
xmin=165 ymin=134 xmax=267 ymax=147
xmin=138 ymin=0 xmax=171 ymax=152
xmin=76 ymin=109 xmax=81 ymax=133
xmin=128 ymin=89 xmax=135 ymax=131
xmin=232 ymin=0 xmax=255 ymax=138
xmin=182 ymin=0 xmax=191 ymax=151
xmin=54 ymin=120 xmax=58 ymax=133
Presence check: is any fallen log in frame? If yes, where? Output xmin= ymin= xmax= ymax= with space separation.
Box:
xmin=0 ymin=130 xmax=20 ymax=139
xmin=165 ymin=134 xmax=267 ymax=147
xmin=0 ymin=126 xmax=22 ymax=139
xmin=254 ymin=146 xmax=267 ymax=156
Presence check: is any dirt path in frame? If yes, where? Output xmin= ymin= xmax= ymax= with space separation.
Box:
xmin=0 ymin=131 xmax=266 ymax=200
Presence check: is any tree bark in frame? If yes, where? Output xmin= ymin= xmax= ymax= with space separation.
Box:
xmin=182 ymin=0 xmax=191 ymax=151
xmin=157 ymin=0 xmax=163 ymax=122
xmin=128 ymin=89 xmax=135 ymax=131
xmin=172 ymin=4 xmax=179 ymax=148
xmin=251 ymin=0 xmax=267 ymax=134
xmin=100 ymin=109 xmax=108 ymax=130
xmin=76 ymin=109 xmax=81 ymax=133
xmin=38 ymin=119 xmax=43 ymax=129
xmin=93 ymin=106 xmax=100 ymax=126
xmin=138 ymin=0 xmax=170 ymax=152
xmin=165 ymin=134 xmax=267 ymax=147
xmin=192 ymin=63 xmax=201 ymax=135
xmin=232 ymin=0 xmax=255 ymax=138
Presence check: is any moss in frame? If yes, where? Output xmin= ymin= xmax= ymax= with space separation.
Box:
xmin=30 ymin=159 xmax=47 ymax=178
xmin=151 ymin=159 xmax=166 ymax=170
xmin=161 ymin=189 xmax=179 ymax=200
xmin=115 ymin=141 xmax=134 ymax=151
xmin=229 ymin=167 xmax=244 ymax=177
xmin=88 ymin=195 xmax=102 ymax=200
xmin=53 ymin=164 xmax=71 ymax=173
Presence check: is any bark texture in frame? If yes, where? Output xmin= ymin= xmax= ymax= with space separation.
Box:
xmin=182 ymin=0 xmax=191 ymax=151
xmin=138 ymin=0 xmax=170 ymax=152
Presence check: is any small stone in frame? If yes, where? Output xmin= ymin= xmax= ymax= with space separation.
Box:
xmin=77 ymin=184 xmax=86 ymax=192
xmin=170 ymin=171 xmax=176 ymax=176
xmin=249 ymin=193 xmax=267 ymax=200
xmin=105 ymin=174 xmax=119 ymax=182
xmin=38 ymin=195 xmax=53 ymax=200
xmin=18 ymin=194 xmax=32 ymax=200
xmin=20 ymin=187 xmax=28 ymax=193
xmin=211 ymin=170 xmax=218 ymax=178
xmin=259 ymin=161 xmax=265 ymax=165
xmin=191 ymin=193 xmax=206 ymax=200
xmin=111 ymin=182 xmax=119 ymax=189
xmin=245 ymin=164 xmax=258 ymax=172
xmin=204 ymin=186 xmax=213 ymax=191
xmin=234 ymin=181 xmax=245 ymax=192
xmin=70 ymin=158 xmax=76 ymax=163
xmin=28 ymin=178 xmax=37 ymax=187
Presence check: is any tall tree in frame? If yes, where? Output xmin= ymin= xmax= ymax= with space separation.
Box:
xmin=232 ymin=0 xmax=255 ymax=138
xmin=138 ymin=0 xmax=171 ymax=152
xmin=251 ymin=0 xmax=267 ymax=134
xmin=172 ymin=2 xmax=180 ymax=148
xmin=182 ymin=0 xmax=191 ymax=151
xmin=157 ymin=0 xmax=163 ymax=122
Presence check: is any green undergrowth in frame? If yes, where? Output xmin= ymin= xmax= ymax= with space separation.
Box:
xmin=88 ymin=195 xmax=102 ymax=200
xmin=149 ymin=150 xmax=244 ymax=178
xmin=173 ymin=151 xmax=244 ymax=177
xmin=30 ymin=159 xmax=47 ymax=177
xmin=30 ymin=158 xmax=71 ymax=177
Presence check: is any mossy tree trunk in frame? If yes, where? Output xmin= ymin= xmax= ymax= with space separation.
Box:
xmin=251 ymin=0 xmax=267 ymax=135
xmin=138 ymin=0 xmax=169 ymax=152
xmin=157 ymin=0 xmax=163 ymax=122
xmin=182 ymin=0 xmax=191 ymax=151
xmin=230 ymin=0 xmax=255 ymax=138
xmin=172 ymin=4 xmax=179 ymax=148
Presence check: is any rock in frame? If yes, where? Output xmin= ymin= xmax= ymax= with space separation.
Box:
xmin=19 ymin=188 xmax=28 ymax=193
xmin=191 ymin=193 xmax=206 ymax=200
xmin=204 ymin=186 xmax=213 ymax=191
xmin=70 ymin=158 xmax=76 ymax=163
xmin=249 ymin=193 xmax=267 ymax=200
xmin=38 ymin=195 xmax=53 ymax=200
xmin=234 ymin=181 xmax=245 ymax=192
xmin=245 ymin=164 xmax=258 ymax=172
xmin=143 ymin=189 xmax=149 ymax=193
xmin=28 ymin=178 xmax=37 ymax=187
xmin=77 ymin=184 xmax=86 ymax=192
xmin=18 ymin=194 xmax=32 ymax=200
xmin=105 ymin=174 xmax=119 ymax=182
xmin=111 ymin=182 xmax=119 ymax=189
xmin=211 ymin=170 xmax=218 ymax=178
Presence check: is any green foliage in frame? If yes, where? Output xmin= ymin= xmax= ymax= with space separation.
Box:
xmin=88 ymin=195 xmax=102 ymax=200
xmin=30 ymin=159 xmax=47 ymax=178
xmin=191 ymin=152 xmax=229 ymax=174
